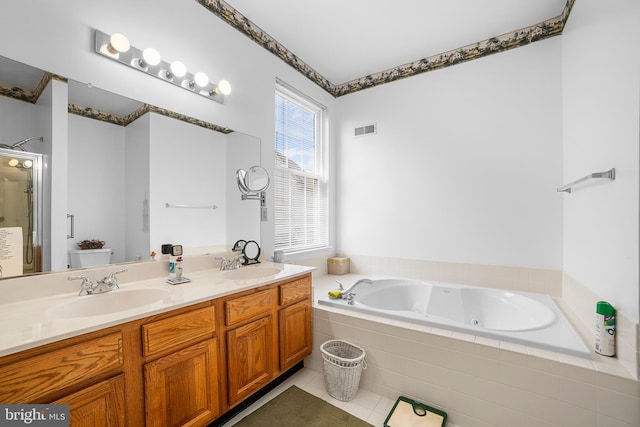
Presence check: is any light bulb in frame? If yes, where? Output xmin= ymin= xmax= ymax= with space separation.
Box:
xmin=8 ymin=159 xmax=18 ymax=167
xmin=194 ymin=72 xmax=209 ymax=88
xmin=217 ymin=80 xmax=231 ymax=95
xmin=142 ymin=48 xmax=161 ymax=66
xmin=170 ymin=61 xmax=186 ymax=78
xmin=23 ymin=160 xmax=33 ymax=169
xmin=99 ymin=33 xmax=130 ymax=59
xmin=109 ymin=33 xmax=130 ymax=53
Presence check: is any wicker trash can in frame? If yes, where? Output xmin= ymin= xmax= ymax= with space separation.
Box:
xmin=321 ymin=339 xmax=366 ymax=401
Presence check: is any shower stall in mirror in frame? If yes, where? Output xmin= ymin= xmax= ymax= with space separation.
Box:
xmin=0 ymin=148 xmax=43 ymax=277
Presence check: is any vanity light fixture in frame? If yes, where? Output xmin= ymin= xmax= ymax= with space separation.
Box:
xmin=94 ymin=29 xmax=230 ymax=103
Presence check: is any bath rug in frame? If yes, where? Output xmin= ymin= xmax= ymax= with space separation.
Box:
xmin=231 ymin=385 xmax=373 ymax=427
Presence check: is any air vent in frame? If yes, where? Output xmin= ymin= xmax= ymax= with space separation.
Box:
xmin=354 ymin=123 xmax=377 ymax=137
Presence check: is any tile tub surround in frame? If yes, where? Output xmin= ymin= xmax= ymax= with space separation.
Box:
xmin=563 ymin=272 xmax=639 ymax=382
xmin=310 ymin=274 xmax=640 ymax=427
xmin=346 ymin=255 xmax=564 ymax=297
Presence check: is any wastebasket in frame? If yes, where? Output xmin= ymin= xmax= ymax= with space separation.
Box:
xmin=321 ymin=339 xmax=366 ymax=401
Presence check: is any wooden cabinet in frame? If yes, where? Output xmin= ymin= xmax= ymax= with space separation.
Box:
xmin=226 ymin=315 xmax=274 ymax=405
xmin=142 ymin=305 xmax=219 ymax=427
xmin=144 ymin=339 xmax=220 ymax=427
xmin=279 ymin=276 xmax=313 ymax=370
xmin=53 ymin=375 xmax=125 ymax=427
xmin=0 ymin=272 xmax=313 ymax=426
xmin=279 ymin=301 xmax=312 ymax=370
xmin=223 ymin=273 xmax=312 ymax=408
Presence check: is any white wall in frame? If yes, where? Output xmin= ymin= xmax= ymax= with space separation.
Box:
xmin=67 ymin=115 xmax=126 ymax=263
xmin=148 ymin=113 xmax=227 ymax=254
xmin=40 ymin=80 xmax=68 ymax=272
xmin=335 ymin=39 xmax=564 ymax=269
xmin=124 ymin=114 xmax=151 ymax=262
xmin=0 ymin=96 xmax=37 ymax=144
xmin=226 ymin=132 xmax=261 ymax=246
xmin=562 ymin=0 xmax=640 ymax=324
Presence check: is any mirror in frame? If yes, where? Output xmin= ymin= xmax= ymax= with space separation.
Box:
xmin=236 ymin=166 xmax=270 ymax=196
xmin=244 ymin=166 xmax=270 ymax=193
xmin=0 ymin=54 xmax=261 ymax=278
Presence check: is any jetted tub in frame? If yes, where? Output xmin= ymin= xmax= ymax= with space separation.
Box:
xmin=318 ymin=279 xmax=591 ymax=358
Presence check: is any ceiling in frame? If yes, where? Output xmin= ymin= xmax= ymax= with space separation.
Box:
xmin=0 ymin=1 xmax=571 ymax=104
xmin=219 ymin=0 xmax=570 ymax=94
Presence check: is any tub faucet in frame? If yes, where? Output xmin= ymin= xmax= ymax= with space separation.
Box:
xmin=337 ymin=278 xmax=373 ymax=305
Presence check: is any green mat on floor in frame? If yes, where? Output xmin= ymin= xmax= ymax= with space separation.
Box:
xmin=232 ymin=386 xmax=373 ymax=427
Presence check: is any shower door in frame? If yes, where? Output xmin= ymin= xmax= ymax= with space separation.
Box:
xmin=0 ymin=149 xmax=43 ymax=277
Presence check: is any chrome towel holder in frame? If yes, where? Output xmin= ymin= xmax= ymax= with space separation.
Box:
xmin=557 ymin=168 xmax=615 ymax=193
xmin=165 ymin=203 xmax=218 ymax=209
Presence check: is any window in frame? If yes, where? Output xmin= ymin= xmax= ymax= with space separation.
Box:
xmin=274 ymin=81 xmax=327 ymax=253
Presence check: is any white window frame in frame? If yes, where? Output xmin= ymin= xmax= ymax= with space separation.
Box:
xmin=274 ymin=80 xmax=328 ymax=254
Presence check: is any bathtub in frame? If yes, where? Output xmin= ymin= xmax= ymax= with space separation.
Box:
xmin=317 ymin=279 xmax=592 ymax=358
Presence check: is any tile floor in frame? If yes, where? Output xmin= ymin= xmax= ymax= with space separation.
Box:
xmin=223 ymin=367 xmax=461 ymax=427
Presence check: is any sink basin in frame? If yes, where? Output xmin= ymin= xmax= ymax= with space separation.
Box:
xmin=220 ymin=267 xmax=282 ymax=280
xmin=48 ymin=289 xmax=170 ymax=319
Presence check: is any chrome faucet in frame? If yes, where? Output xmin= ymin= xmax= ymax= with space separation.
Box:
xmin=216 ymin=255 xmax=242 ymax=271
xmin=68 ymin=275 xmax=95 ymax=296
xmin=336 ymin=278 xmax=373 ymax=305
xmin=96 ymin=269 xmax=127 ymax=293
xmin=68 ymin=269 xmax=127 ymax=296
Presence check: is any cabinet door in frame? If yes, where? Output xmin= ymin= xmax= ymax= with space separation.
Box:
xmin=144 ymin=338 xmax=220 ymax=427
xmin=53 ymin=374 xmax=125 ymax=427
xmin=226 ymin=315 xmax=273 ymax=406
xmin=279 ymin=301 xmax=312 ymax=370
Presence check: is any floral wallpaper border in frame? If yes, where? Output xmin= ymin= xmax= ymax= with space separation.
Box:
xmin=0 ymin=69 xmax=232 ymax=134
xmin=0 ymin=73 xmax=67 ymax=104
xmin=197 ymin=0 xmax=575 ymax=97
xmin=68 ymin=103 xmax=233 ymax=134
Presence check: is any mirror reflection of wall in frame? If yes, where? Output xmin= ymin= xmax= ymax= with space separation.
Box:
xmin=0 ymin=54 xmax=262 ymax=278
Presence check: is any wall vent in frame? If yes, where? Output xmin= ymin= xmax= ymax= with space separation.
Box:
xmin=354 ymin=123 xmax=377 ymax=137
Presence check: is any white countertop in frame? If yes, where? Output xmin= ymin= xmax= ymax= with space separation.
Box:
xmin=0 ymin=262 xmax=314 ymax=357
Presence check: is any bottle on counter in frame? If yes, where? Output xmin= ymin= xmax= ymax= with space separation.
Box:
xmin=169 ymin=256 xmax=176 ymax=278
xmin=175 ymin=256 xmax=183 ymax=280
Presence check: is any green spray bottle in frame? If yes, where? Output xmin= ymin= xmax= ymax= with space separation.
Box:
xmin=595 ymin=301 xmax=615 ymax=356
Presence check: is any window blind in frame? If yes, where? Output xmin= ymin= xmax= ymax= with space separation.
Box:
xmin=274 ymin=83 xmax=327 ymax=252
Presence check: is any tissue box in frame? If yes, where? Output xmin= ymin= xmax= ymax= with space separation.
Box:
xmin=327 ymin=257 xmax=350 ymax=275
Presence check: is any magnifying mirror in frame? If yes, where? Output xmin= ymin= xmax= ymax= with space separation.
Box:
xmin=245 ymin=166 xmax=270 ymax=192
xmin=236 ymin=165 xmax=270 ymax=196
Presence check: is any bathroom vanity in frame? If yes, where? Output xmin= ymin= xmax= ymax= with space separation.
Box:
xmin=0 ymin=263 xmax=313 ymax=426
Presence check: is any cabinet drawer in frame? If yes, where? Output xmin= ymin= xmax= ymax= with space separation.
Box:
xmin=0 ymin=333 xmax=123 ymax=403
xmin=225 ymin=289 xmax=272 ymax=326
xmin=279 ymin=276 xmax=311 ymax=306
xmin=142 ymin=306 xmax=215 ymax=357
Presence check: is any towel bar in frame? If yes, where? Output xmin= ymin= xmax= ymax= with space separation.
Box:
xmin=557 ymin=168 xmax=615 ymax=193
xmin=165 ymin=203 xmax=218 ymax=209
